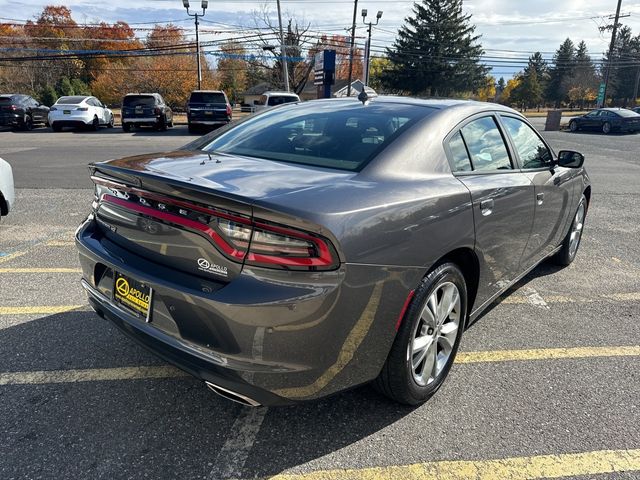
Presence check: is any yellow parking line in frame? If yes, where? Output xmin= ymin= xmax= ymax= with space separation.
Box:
xmin=456 ymin=346 xmax=640 ymax=364
xmin=44 ymin=240 xmax=76 ymax=247
xmin=269 ymin=449 xmax=640 ymax=480
xmin=0 ymin=305 xmax=83 ymax=315
xmin=0 ymin=250 xmax=27 ymax=264
xmin=0 ymin=366 xmax=189 ymax=386
xmin=501 ymin=292 xmax=640 ymax=304
xmin=0 ymin=268 xmax=82 ymax=273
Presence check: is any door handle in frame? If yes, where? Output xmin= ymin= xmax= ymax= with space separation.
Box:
xmin=536 ymin=193 xmax=544 ymax=205
xmin=480 ymin=199 xmax=494 ymax=216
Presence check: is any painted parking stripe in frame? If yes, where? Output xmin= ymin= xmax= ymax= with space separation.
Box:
xmin=455 ymin=345 xmax=640 ymax=364
xmin=0 ymin=268 xmax=82 ymax=273
xmin=0 ymin=305 xmax=84 ymax=315
xmin=0 ymin=366 xmax=188 ymax=386
xmin=268 ymin=449 xmax=640 ymax=480
xmin=44 ymin=240 xmax=76 ymax=247
xmin=0 ymin=250 xmax=27 ymax=264
xmin=500 ymin=292 xmax=640 ymax=304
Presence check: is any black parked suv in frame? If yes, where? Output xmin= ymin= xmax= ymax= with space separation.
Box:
xmin=121 ymin=93 xmax=173 ymax=132
xmin=187 ymin=90 xmax=232 ymax=133
xmin=0 ymin=94 xmax=50 ymax=130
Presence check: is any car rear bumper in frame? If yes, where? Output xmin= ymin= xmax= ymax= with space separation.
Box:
xmin=0 ymin=114 xmax=22 ymax=126
xmin=122 ymin=117 xmax=160 ymax=125
xmin=189 ymin=120 xmax=230 ymax=126
xmin=75 ymin=217 xmax=420 ymax=404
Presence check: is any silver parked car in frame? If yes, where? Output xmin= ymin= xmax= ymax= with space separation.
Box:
xmin=0 ymin=156 xmax=15 ymax=222
xmin=76 ymin=97 xmax=590 ymax=406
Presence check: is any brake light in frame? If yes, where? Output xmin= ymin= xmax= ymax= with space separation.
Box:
xmin=226 ymin=104 xmax=232 ymax=116
xmin=10 ymin=105 xmax=17 ymax=110
xmin=154 ymin=107 xmax=161 ymax=115
xmin=93 ymin=178 xmax=339 ymax=271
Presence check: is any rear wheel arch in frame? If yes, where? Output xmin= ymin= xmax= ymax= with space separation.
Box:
xmin=583 ymin=186 xmax=591 ymax=208
xmin=430 ymin=248 xmax=480 ymax=319
xmin=0 ymin=191 xmax=8 ymax=216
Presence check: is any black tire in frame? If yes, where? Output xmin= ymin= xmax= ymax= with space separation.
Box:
xmin=602 ymin=122 xmax=611 ymax=134
xmin=553 ymin=194 xmax=587 ymax=266
xmin=188 ymin=123 xmax=197 ymax=134
xmin=122 ymin=122 xmax=131 ymax=132
xmin=91 ymin=116 xmax=100 ymax=131
xmin=52 ymin=123 xmax=62 ymax=132
xmin=569 ymin=120 xmax=578 ymax=132
xmin=22 ymin=115 xmax=33 ymax=131
xmin=373 ymin=263 xmax=467 ymax=405
xmin=158 ymin=116 xmax=168 ymax=131
xmin=107 ymin=115 xmax=114 ymax=128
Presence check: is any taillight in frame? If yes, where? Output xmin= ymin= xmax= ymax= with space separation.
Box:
xmin=226 ymin=104 xmax=232 ymax=116
xmin=154 ymin=107 xmax=161 ymax=115
xmin=93 ymin=177 xmax=339 ymax=271
xmin=10 ymin=105 xmax=17 ymax=110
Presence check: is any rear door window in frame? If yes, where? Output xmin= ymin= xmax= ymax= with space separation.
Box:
xmin=448 ymin=131 xmax=473 ymax=172
xmin=460 ymin=117 xmax=512 ymax=171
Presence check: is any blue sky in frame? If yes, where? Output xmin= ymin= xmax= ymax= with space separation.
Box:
xmin=3 ymin=0 xmax=640 ymax=77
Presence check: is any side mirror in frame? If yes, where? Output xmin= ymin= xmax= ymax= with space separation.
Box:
xmin=557 ymin=150 xmax=584 ymax=168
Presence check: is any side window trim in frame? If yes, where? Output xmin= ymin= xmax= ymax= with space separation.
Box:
xmin=444 ymin=112 xmax=516 ymax=175
xmin=496 ymin=113 xmax=555 ymax=170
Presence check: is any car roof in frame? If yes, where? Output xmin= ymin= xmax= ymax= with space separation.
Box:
xmin=191 ymin=90 xmax=225 ymax=93
xmin=263 ymin=91 xmax=300 ymax=96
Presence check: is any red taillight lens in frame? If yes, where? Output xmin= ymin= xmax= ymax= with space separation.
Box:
xmin=226 ymin=104 xmax=232 ymax=116
xmin=10 ymin=105 xmax=17 ymax=110
xmin=154 ymin=107 xmax=161 ymax=115
xmin=93 ymin=178 xmax=339 ymax=272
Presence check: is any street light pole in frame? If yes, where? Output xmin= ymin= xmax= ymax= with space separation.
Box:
xmin=347 ymin=0 xmax=358 ymax=97
xmin=276 ymin=0 xmax=290 ymax=92
xmin=361 ymin=9 xmax=382 ymax=86
xmin=602 ymin=0 xmax=623 ymax=107
xmin=183 ymin=0 xmax=208 ymax=90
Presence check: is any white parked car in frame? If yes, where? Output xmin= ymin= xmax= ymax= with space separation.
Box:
xmin=49 ymin=95 xmax=114 ymax=132
xmin=0 ymin=157 xmax=14 ymax=222
xmin=253 ymin=91 xmax=300 ymax=112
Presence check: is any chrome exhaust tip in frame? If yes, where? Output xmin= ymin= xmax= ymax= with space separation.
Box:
xmin=205 ymin=381 xmax=261 ymax=407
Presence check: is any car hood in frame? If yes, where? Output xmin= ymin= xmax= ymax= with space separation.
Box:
xmin=97 ymin=150 xmax=357 ymax=202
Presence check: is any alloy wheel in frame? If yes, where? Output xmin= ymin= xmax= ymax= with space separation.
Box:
xmin=569 ymin=200 xmax=585 ymax=258
xmin=408 ymin=282 xmax=461 ymax=386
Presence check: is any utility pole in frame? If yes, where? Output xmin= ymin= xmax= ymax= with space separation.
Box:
xmin=276 ymin=0 xmax=290 ymax=92
xmin=183 ymin=0 xmax=208 ymax=90
xmin=602 ymin=0 xmax=623 ymax=107
xmin=362 ymin=9 xmax=382 ymax=86
xmin=347 ymin=0 xmax=358 ymax=97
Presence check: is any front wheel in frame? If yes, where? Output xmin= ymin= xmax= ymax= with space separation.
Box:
xmin=107 ymin=115 xmax=114 ymax=128
xmin=373 ymin=263 xmax=467 ymax=405
xmin=553 ymin=194 xmax=587 ymax=266
xmin=22 ymin=115 xmax=33 ymax=131
xmin=602 ymin=122 xmax=611 ymax=134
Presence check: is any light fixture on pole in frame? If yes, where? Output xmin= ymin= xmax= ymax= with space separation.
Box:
xmin=183 ymin=0 xmax=208 ymax=90
xmin=362 ymin=8 xmax=382 ymax=86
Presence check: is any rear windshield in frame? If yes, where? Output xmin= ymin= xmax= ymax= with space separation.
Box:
xmin=200 ymin=102 xmax=433 ymax=171
xmin=56 ymin=96 xmax=86 ymax=104
xmin=0 ymin=97 xmax=14 ymax=104
xmin=123 ymin=95 xmax=156 ymax=107
xmin=267 ymin=95 xmax=298 ymax=106
xmin=190 ymin=92 xmax=226 ymax=104
xmin=614 ymin=109 xmax=640 ymax=118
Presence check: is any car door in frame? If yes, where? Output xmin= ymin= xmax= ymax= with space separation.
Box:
xmin=581 ymin=111 xmax=600 ymax=130
xmin=447 ymin=114 xmax=536 ymax=306
xmin=500 ymin=115 xmax=574 ymax=266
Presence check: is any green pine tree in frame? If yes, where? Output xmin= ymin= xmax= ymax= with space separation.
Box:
xmin=546 ymin=38 xmax=575 ymax=107
xmin=381 ymin=0 xmax=488 ymax=96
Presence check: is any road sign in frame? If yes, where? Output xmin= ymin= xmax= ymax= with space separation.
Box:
xmin=597 ymin=83 xmax=606 ymax=106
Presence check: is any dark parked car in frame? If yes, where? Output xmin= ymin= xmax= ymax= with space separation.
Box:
xmin=0 ymin=94 xmax=49 ymax=130
xmin=77 ymin=98 xmax=590 ymax=407
xmin=121 ymin=93 xmax=173 ymax=132
xmin=569 ymin=108 xmax=640 ymax=134
xmin=187 ymin=90 xmax=232 ymax=133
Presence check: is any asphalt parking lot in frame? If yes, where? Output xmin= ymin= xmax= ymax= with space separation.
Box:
xmin=1 ymin=124 xmax=639 ymax=479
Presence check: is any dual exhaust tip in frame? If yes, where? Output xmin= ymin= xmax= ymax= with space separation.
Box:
xmin=205 ymin=381 xmax=261 ymax=407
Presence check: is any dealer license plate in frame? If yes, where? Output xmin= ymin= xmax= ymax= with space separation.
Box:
xmin=113 ymin=271 xmax=152 ymax=320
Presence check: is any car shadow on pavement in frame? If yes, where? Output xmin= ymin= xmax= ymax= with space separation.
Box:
xmin=0 ymin=309 xmax=417 ymax=479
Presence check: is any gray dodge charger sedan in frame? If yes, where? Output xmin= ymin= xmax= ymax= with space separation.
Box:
xmin=76 ymin=97 xmax=590 ymax=406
